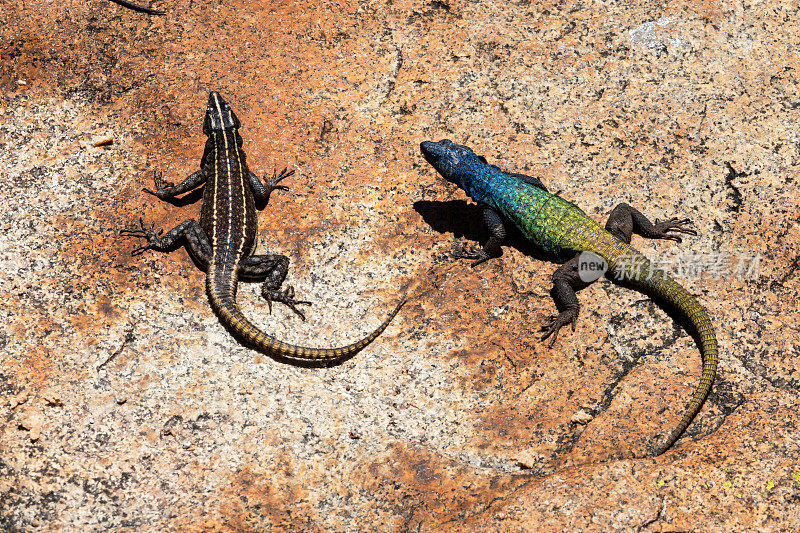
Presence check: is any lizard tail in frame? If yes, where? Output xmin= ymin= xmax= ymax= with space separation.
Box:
xmin=603 ymin=246 xmax=718 ymax=455
xmin=206 ymin=275 xmax=405 ymax=366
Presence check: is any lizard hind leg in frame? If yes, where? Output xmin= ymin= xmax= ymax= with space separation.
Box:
xmin=541 ymin=253 xmax=593 ymax=347
xmin=605 ymin=203 xmax=697 ymax=244
xmin=239 ymin=254 xmax=312 ymax=320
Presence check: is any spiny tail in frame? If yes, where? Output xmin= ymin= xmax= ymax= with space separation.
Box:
xmin=602 ymin=244 xmax=718 ymax=455
xmin=206 ymin=276 xmax=405 ymax=365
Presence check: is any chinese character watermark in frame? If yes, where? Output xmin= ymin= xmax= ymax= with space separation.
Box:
xmin=577 ymin=251 xmax=761 ymax=282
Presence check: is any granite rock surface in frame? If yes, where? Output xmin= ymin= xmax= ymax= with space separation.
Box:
xmin=1 ymin=0 xmax=798 ymax=530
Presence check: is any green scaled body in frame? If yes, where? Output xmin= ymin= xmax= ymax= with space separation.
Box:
xmin=476 ymin=171 xmax=614 ymax=256
xmin=422 ymin=139 xmax=718 ymax=455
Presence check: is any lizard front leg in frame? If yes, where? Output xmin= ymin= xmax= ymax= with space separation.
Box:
xmin=605 ymin=203 xmax=696 ymax=244
xmin=143 ymin=169 xmax=207 ymax=201
xmin=540 ymin=254 xmax=593 ymax=347
xmin=120 ymin=218 xmax=212 ymax=266
xmin=455 ymin=205 xmax=507 ymax=267
xmin=239 ymin=254 xmax=311 ymax=320
xmin=248 ymin=168 xmax=294 ymax=204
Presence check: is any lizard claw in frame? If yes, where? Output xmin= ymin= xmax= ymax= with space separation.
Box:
xmin=540 ymin=309 xmax=578 ymax=348
xmin=653 ymin=218 xmax=697 ymax=243
xmin=119 ymin=217 xmax=148 ymax=239
xmin=452 ymin=243 xmax=491 ymax=267
xmin=262 ymin=284 xmax=312 ymax=320
xmin=120 ymin=217 xmax=162 ymax=256
xmin=130 ymin=244 xmax=151 ymax=256
xmin=143 ymin=171 xmax=175 ymax=199
xmin=153 ymin=170 xmax=174 ymax=190
xmin=265 ymin=167 xmax=294 ymax=193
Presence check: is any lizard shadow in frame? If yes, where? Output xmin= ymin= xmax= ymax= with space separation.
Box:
xmin=611 ymin=276 xmax=702 ymax=352
xmin=604 ymin=275 xmax=710 ymax=457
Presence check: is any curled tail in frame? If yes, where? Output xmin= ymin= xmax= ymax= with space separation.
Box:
xmin=606 ymin=247 xmax=718 ymax=455
xmin=207 ymin=275 xmax=405 ymax=366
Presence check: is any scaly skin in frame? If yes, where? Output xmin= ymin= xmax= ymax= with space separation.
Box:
xmin=421 ymin=139 xmax=717 ymax=455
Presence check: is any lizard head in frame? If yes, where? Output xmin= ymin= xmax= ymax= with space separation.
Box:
xmin=203 ymin=92 xmax=241 ymax=134
xmin=420 ymin=139 xmax=487 ymax=189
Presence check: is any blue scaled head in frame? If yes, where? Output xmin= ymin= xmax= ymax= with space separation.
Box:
xmin=420 ymin=139 xmax=488 ymax=190
xmin=203 ymin=91 xmax=240 ymax=134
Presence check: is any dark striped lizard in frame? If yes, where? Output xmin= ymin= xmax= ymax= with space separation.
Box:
xmin=122 ymin=92 xmax=404 ymax=365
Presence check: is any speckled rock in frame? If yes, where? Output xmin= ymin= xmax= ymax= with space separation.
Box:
xmin=1 ymin=0 xmax=799 ymax=530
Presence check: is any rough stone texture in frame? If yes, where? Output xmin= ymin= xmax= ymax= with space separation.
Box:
xmin=1 ymin=0 xmax=799 ymax=530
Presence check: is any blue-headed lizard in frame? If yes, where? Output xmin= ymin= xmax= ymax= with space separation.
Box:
xmin=421 ymin=139 xmax=717 ymax=455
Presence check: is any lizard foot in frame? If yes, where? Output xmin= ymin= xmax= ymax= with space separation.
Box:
xmin=452 ymin=243 xmax=493 ymax=267
xmin=264 ymin=167 xmax=294 ymax=194
xmin=540 ymin=309 xmax=578 ymax=348
xmin=120 ymin=217 xmax=164 ymax=255
xmin=652 ymin=218 xmax=697 ymax=243
xmin=263 ymin=285 xmax=311 ymax=320
xmin=143 ymin=171 xmax=175 ymax=200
